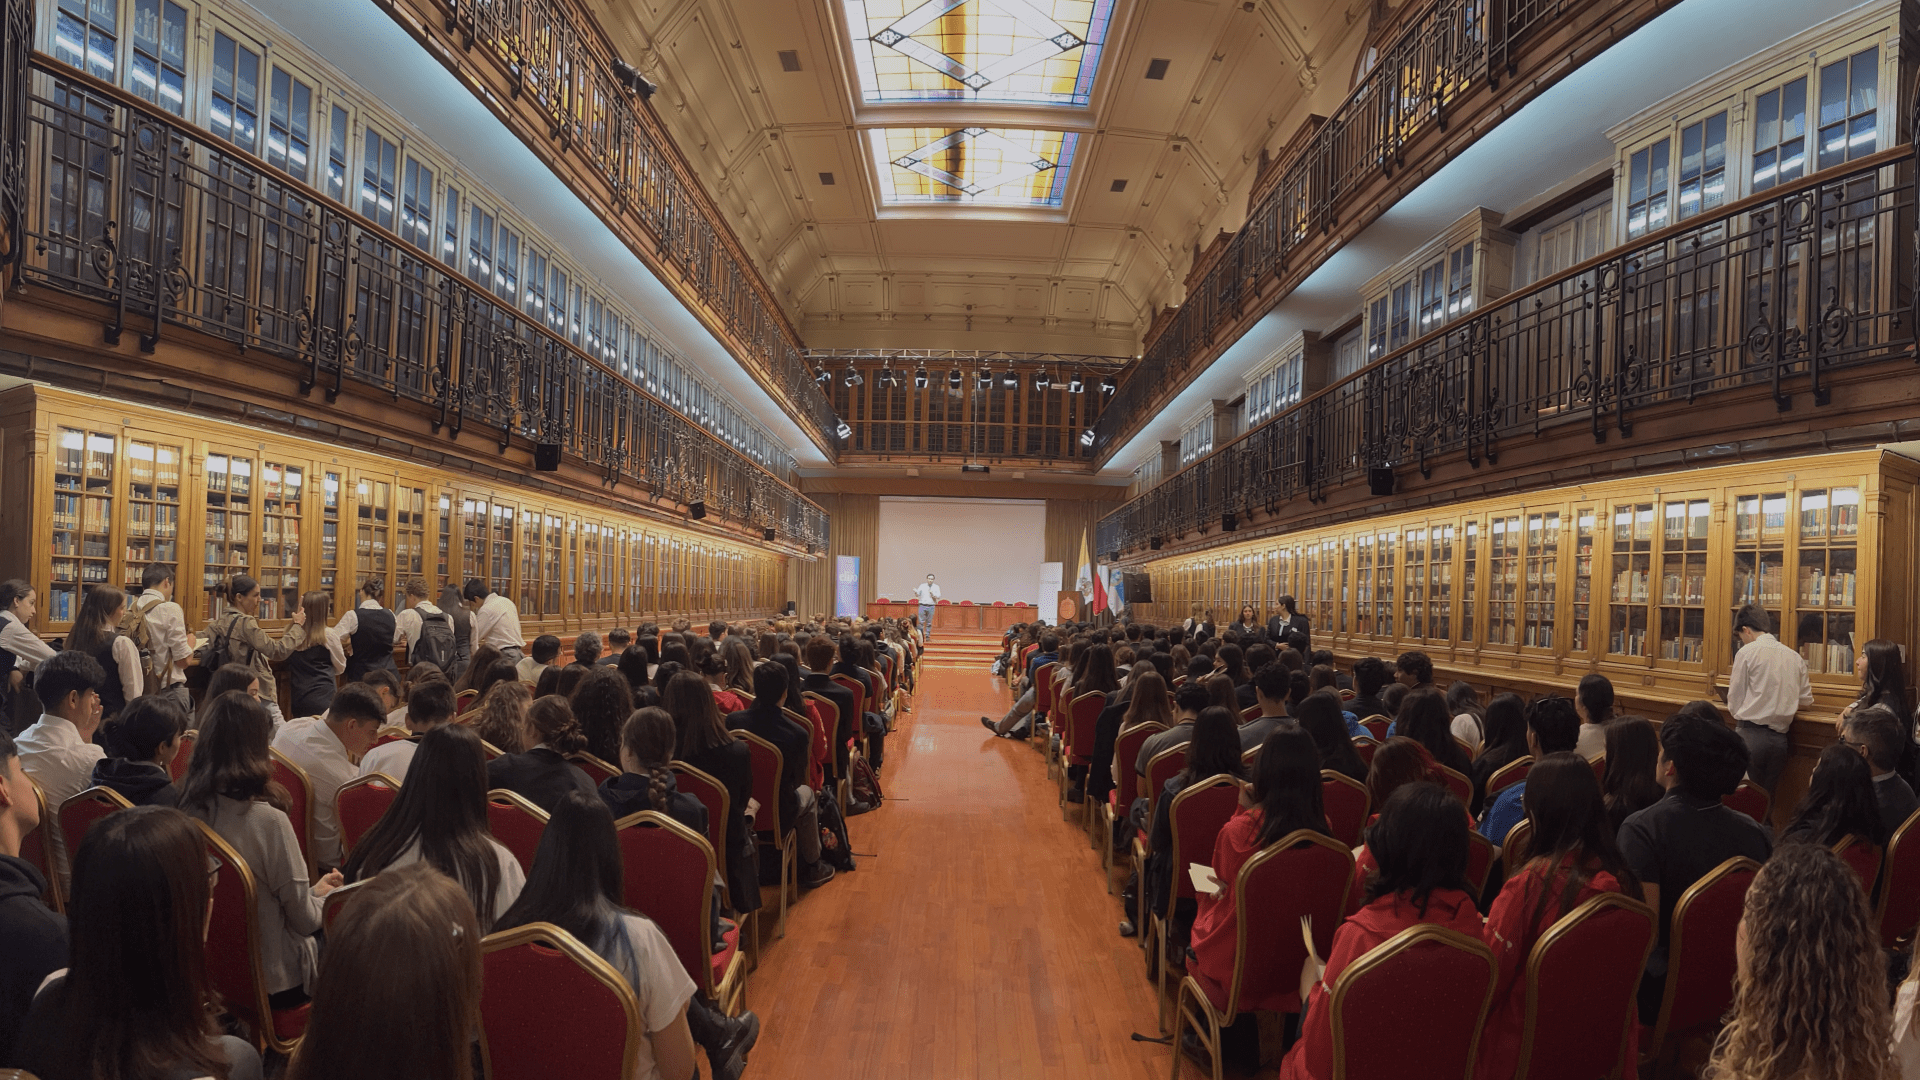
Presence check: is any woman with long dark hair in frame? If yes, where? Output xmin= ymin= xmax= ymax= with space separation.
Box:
xmin=665 ymin=670 xmax=760 ymax=919
xmin=1295 ymin=690 xmax=1367 ymax=783
xmin=17 ymin=806 xmax=264 ymax=1080
xmin=1280 ymin=783 xmax=1483 ymax=1080
xmin=721 ymin=637 xmax=757 ymax=696
xmin=198 ymin=663 xmax=262 ymax=721
xmin=769 ymin=650 xmax=829 ymax=791
xmin=1601 ymin=716 xmax=1665 ymax=833
xmin=599 ymin=707 xmax=708 ymax=834
xmin=90 ymin=694 xmax=189 ymax=806
xmin=1848 ymin=637 xmax=1916 ymax=782
xmin=1469 ymin=693 xmax=1529 ymax=814
xmin=62 ymin=585 xmax=141 ymax=722
xmin=342 ymin=724 xmax=522 ymax=929
xmin=1393 ymin=686 xmax=1472 ymax=776
xmin=1476 ymin=753 xmax=1641 ymax=1079
xmin=571 ymin=666 xmax=635 ymax=764
xmin=1783 ymin=743 xmax=1888 ymax=849
xmin=179 ymin=691 xmax=340 ymax=1004
xmin=282 ymin=590 xmax=345 ymax=719
xmin=452 ymin=642 xmax=505 ymax=701
xmin=1445 ymin=681 xmax=1486 ymax=754
xmin=1189 ymin=725 xmax=1327 ymax=1074
xmin=1144 ymin=705 xmax=1246 ymax=949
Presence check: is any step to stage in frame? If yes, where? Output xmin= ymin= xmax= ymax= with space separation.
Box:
xmin=920 ymin=630 xmax=1007 ymax=666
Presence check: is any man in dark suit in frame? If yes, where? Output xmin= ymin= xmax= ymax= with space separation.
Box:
xmin=1266 ymin=595 xmax=1310 ymax=656
xmin=1841 ymin=705 xmax=1920 ymax=839
xmin=726 ymin=661 xmax=833 ymax=888
xmin=802 ymin=637 xmax=859 ymax=783
xmin=598 ymin=627 xmax=631 ymax=665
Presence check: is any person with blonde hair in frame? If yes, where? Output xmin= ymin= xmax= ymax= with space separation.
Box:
xmin=1708 ymin=842 xmax=1895 ymax=1080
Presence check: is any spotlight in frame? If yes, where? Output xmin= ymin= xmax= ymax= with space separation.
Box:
xmin=835 ymin=420 xmax=853 ymax=439
xmin=914 ymin=366 xmax=930 ymax=389
xmin=878 ymin=366 xmax=898 ymax=388
xmin=611 ymin=59 xmax=658 ymax=100
xmin=977 ymin=368 xmax=994 ymax=390
xmin=1033 ymin=368 xmax=1051 ymax=391
xmin=689 ymin=500 xmax=707 ymax=520
xmin=961 ymin=464 xmax=991 ymax=474
xmin=1068 ymin=370 xmax=1085 ymax=393
xmin=1099 ymin=376 xmax=1117 ymax=394
xmin=1001 ymin=367 xmax=1018 ymax=389
xmin=1079 ymin=427 xmax=1096 ymax=447
xmin=947 ymin=367 xmax=963 ymax=390
xmin=843 ymin=363 xmax=863 ymax=387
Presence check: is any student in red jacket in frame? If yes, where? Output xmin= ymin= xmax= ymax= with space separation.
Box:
xmin=1475 ymin=752 xmax=1640 ymax=1079
xmin=1281 ymin=782 xmax=1484 ymax=1080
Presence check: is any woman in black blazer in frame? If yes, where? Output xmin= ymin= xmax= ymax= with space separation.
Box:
xmin=484 ymin=696 xmax=596 ymax=813
xmin=665 ymin=670 xmax=762 ymax=918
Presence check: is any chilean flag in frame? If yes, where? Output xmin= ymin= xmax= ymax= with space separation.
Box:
xmin=1091 ymin=562 xmax=1110 ymax=614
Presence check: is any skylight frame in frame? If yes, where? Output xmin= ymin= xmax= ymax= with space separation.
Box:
xmin=867 ymin=126 xmax=1080 ymax=207
xmin=842 ymin=0 xmax=1118 ymax=108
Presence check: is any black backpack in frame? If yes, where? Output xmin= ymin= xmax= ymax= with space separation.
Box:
xmin=412 ymin=609 xmax=458 ymax=672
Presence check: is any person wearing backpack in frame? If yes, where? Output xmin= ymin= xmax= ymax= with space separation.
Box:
xmin=132 ymin=564 xmax=194 ymax=712
xmin=330 ymin=577 xmax=400 ymax=682
xmin=395 ymin=578 xmax=458 ymax=674
xmin=199 ymin=575 xmax=307 ymax=727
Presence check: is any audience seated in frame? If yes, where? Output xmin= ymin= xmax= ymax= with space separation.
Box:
xmin=1293 ymin=691 xmax=1367 ymax=784
xmin=1280 ymin=782 xmax=1482 ymax=1080
xmin=358 ymin=679 xmax=456 ymax=782
xmin=1445 ymin=682 xmax=1486 ymax=756
xmin=181 ymin=691 xmax=342 ymax=1005
xmin=1846 ymin=638 xmax=1913 ymax=781
xmin=573 ymin=630 xmax=605 ymax=668
xmin=486 ymin=697 xmax=596 ymax=813
xmin=199 ymin=661 xmax=262 ymax=721
xmin=1575 ymin=673 xmax=1617 ymax=760
xmin=801 ymin=637 xmax=858 ymax=780
xmin=1841 ymin=705 xmax=1920 ymax=839
xmin=1061 ymin=644 xmax=1122 ymax=801
xmin=1476 ymin=752 xmax=1640 ymax=1079
xmin=90 ymin=695 xmax=189 ymax=807
xmin=360 ymin=668 xmax=405 ymax=725
xmin=1618 ymin=704 xmax=1773 ymax=1023
xmin=601 ymin=707 xmax=708 ymax=835
xmin=16 ymin=806 xmax=265 ymax=1080
xmin=1348 ymin=657 xmax=1392 ymax=721
xmin=985 ymin=632 xmax=1058 ymax=737
xmin=1601 ymin=716 xmax=1664 ymax=834
xmin=1238 ymin=663 xmax=1289 ymax=751
xmin=1392 ymin=686 xmax=1473 ymax=778
xmin=272 ymin=683 xmax=386 ymax=868
xmin=470 ymin=680 xmax=532 ymax=753
xmin=1141 ymin=705 xmax=1246 ymax=949
xmin=1134 ymin=683 xmax=1211 ymax=797
xmin=518 ymin=633 xmax=562 ymax=685
xmin=1707 ymin=843 xmax=1895 ymax=1080
xmin=726 ymin=661 xmax=834 ymax=889
xmin=342 ymin=725 xmax=523 ymax=930
xmin=666 ymin=671 xmax=761 ymax=920
xmin=1477 ymin=696 xmax=1580 ymax=845
xmin=0 ymin=728 xmax=65 ymax=1065
xmin=15 ymin=651 xmax=108 ymax=889
xmin=284 ymin=863 xmax=477 ymax=1080
xmin=1468 ymin=693 xmax=1528 ymax=815
xmin=1379 ymin=682 xmax=1409 ymax=720
xmin=1089 ymin=668 xmax=1170 ymax=813
xmin=1781 ymin=743 xmax=1887 ymax=849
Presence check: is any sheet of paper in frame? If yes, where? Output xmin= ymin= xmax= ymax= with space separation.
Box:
xmin=1301 ymin=915 xmax=1325 ymax=979
xmin=745 ymin=797 xmax=760 ymax=823
xmin=1189 ymin=863 xmax=1221 ymax=897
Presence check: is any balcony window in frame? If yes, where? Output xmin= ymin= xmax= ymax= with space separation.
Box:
xmin=1751 ymin=77 xmax=1806 ymax=193
xmin=1626 ymin=137 xmax=1670 ymax=239
xmin=1817 ymin=46 xmax=1878 ymax=172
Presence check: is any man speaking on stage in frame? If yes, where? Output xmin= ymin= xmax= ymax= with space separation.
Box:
xmin=912 ymin=574 xmax=941 ymax=639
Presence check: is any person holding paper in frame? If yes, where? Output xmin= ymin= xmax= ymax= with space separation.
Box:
xmin=1280 ymin=782 xmax=1483 ymax=1080
xmin=1186 ymin=727 xmax=1331 ymax=1075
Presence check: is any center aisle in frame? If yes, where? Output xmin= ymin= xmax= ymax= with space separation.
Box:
xmin=741 ymin=654 xmax=1171 ymax=1079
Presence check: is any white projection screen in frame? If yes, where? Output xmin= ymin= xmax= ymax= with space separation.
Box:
xmin=875 ymin=497 xmax=1045 ymax=606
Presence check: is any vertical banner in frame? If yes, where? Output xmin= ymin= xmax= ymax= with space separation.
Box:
xmin=835 ymin=555 xmax=861 ymax=618
xmin=1111 ymin=571 xmax=1126 ymax=613
xmin=1037 ymin=562 xmax=1063 ymax=624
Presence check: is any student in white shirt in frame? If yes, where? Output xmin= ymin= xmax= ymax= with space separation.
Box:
xmin=1725 ymin=604 xmax=1814 ymax=795
xmin=911 ymin=574 xmax=942 ymax=640
xmin=0 ymin=580 xmax=57 ymax=700
xmin=517 ymin=634 xmax=562 ymax=684
xmin=393 ymin=577 xmax=455 ymax=664
xmin=358 ymin=681 xmax=456 ymax=783
xmin=15 ymin=651 xmax=107 ymax=888
xmin=271 ymin=684 xmax=386 ymax=869
xmin=134 ymin=564 xmax=195 ymax=712
xmin=462 ymin=578 xmax=525 ymax=662
xmin=1574 ymin=672 xmax=1616 ymax=760
xmin=341 ymin=724 xmax=524 ymax=930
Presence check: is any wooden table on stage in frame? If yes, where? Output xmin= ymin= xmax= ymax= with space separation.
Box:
xmin=865 ymin=601 xmax=1031 ymax=630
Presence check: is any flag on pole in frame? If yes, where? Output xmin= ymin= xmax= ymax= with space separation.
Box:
xmin=1074 ymin=527 xmax=1094 ymax=600
xmin=1092 ymin=561 xmax=1110 ymax=614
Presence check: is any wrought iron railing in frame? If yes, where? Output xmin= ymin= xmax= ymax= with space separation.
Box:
xmin=0 ymin=51 xmax=828 ymax=550
xmin=1096 ymin=0 xmax=1606 ymax=459
xmin=429 ymin=0 xmax=841 ymax=452
xmin=802 ymin=349 xmax=1130 ymax=461
xmin=1098 ymin=147 xmax=1917 ymax=556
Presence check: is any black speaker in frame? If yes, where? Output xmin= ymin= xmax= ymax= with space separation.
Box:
xmin=1221 ymin=513 xmax=1237 ymax=532
xmin=1149 ymin=536 xmax=1163 ymax=551
xmin=785 ymin=601 xmax=796 ymax=614
xmin=689 ymin=501 xmax=707 ymax=520
xmin=1125 ymin=571 xmax=1154 ymax=603
xmin=762 ymin=527 xmax=776 ymax=541
xmin=1368 ymin=466 xmax=1395 ymax=497
xmin=534 ymin=442 xmax=562 ymax=471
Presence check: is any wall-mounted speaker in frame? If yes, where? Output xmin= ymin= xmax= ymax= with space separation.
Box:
xmin=1123 ymin=571 xmax=1154 ymax=603
xmin=534 ymin=443 xmax=562 ymax=471
xmin=762 ymin=527 xmax=776 ymax=541
xmin=1367 ymin=467 xmax=1395 ymax=497
xmin=1221 ymin=513 xmax=1237 ymax=532
xmin=689 ymin=501 xmax=707 ymax=520
xmin=1148 ymin=536 xmax=1163 ymax=551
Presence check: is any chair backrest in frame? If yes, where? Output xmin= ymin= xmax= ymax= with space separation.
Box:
xmin=1113 ymin=723 xmax=1167 ymax=810
xmin=1515 ymin=892 xmax=1657 ymax=1080
xmin=1500 ymin=819 xmax=1534 ymax=880
xmin=1588 ymin=754 xmax=1606 ymax=786
xmin=196 ymin=821 xmax=304 ymax=1055
xmin=1437 ymin=765 xmax=1472 ymax=807
xmin=830 ymin=673 xmax=866 ymax=723
xmin=479 ymin=738 xmax=504 ymax=761
xmin=1351 ymin=736 xmax=1378 ymax=768
xmin=1066 ymin=690 xmax=1105 ymax=760
xmin=1721 ymin=780 xmax=1770 ymax=824
xmin=1143 ymin=745 xmax=1187 ymax=817
xmin=569 ymin=752 xmax=619 ymax=786
xmin=168 ymin=730 xmax=196 ymax=780
xmin=1225 ymin=831 xmax=1355 ymax=1016
xmin=479 ymin=923 xmax=643 ymax=1080
xmin=1241 ymin=745 xmax=1261 ymax=770
xmin=1321 ymin=771 xmax=1370 ymax=849
xmin=371 ymin=725 xmax=412 ymax=749
xmin=1167 ymin=776 xmax=1243 ymax=904
xmin=1878 ymin=806 xmax=1920 ymax=946
xmin=1653 ymin=856 xmax=1761 ymax=1045
xmin=1241 ymin=704 xmax=1262 ymax=721
xmin=334 ymin=773 xmax=400 ymax=857
xmin=268 ymin=748 xmax=314 ymax=876
xmin=1329 ymin=925 xmax=1496 ymax=1080
xmin=1832 ymin=834 xmax=1884 ymax=895
xmin=485 ymin=789 xmax=551 ymax=875
xmin=321 ymin=878 xmax=369 ymax=930
xmin=1465 ymin=830 xmax=1496 ymax=898
xmin=802 ymin=691 xmax=840 ymax=742
xmin=1359 ymin=716 xmax=1390 ymax=741
xmin=739 ymin=730 xmax=787 ymax=837
xmin=614 ymin=810 xmax=721 ymax=994
xmin=58 ymin=786 xmax=133 ymax=868
xmin=1486 ymin=756 xmax=1532 ymax=799
xmin=455 ymin=688 xmax=479 ymax=714
xmin=1453 ymin=735 xmax=1476 ymax=760
xmin=19 ymin=780 xmax=59 ymax=911
xmin=668 ymin=760 xmax=730 ymax=858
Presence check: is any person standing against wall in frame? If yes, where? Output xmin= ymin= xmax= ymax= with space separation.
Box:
xmin=463 ymin=578 xmax=525 ymax=664
xmin=912 ymin=574 xmax=942 ymax=641
xmin=1724 ymin=604 xmax=1813 ymax=796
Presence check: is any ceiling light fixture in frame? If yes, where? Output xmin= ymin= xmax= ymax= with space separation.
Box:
xmin=1068 ymin=370 xmax=1085 ymax=393
xmin=844 ymin=363 xmax=863 ymax=387
xmin=1099 ymin=376 xmax=1117 ymax=394
xmin=1033 ymin=367 xmax=1051 ymax=391
xmin=977 ymin=368 xmax=994 ymax=390
xmin=878 ymin=366 xmax=898 ymax=388
xmin=1080 ymin=427 xmax=1096 ymax=447
xmin=913 ymin=366 xmax=930 ymax=389
xmin=835 ymin=420 xmax=853 ymax=439
xmin=1001 ymin=367 xmax=1019 ymax=389
xmin=948 ymin=367 xmax=963 ymax=390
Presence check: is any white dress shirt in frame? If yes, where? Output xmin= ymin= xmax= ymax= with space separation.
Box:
xmin=394 ymin=600 xmax=446 ymax=652
xmin=471 ymin=592 xmax=524 ymax=653
xmin=1727 ymin=632 xmax=1814 ymax=733
xmin=17 ymin=713 xmax=106 ymax=887
xmin=284 ymin=621 xmax=347 ymax=676
xmin=912 ymin=582 xmax=941 ymax=604
xmin=98 ymin=635 xmax=143 ymax=708
xmin=270 ymin=716 xmax=357 ymax=868
xmin=515 ymin=656 xmax=549 ymax=684
xmin=135 ymin=590 xmax=194 ymax=687
xmin=385 ymin=836 xmax=525 ymax=930
xmin=357 ymin=739 xmax=417 ymax=783
xmin=0 ymin=612 xmax=55 ymax=672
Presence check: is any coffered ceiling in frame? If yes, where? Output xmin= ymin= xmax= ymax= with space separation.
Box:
xmin=592 ymin=0 xmax=1376 ymax=357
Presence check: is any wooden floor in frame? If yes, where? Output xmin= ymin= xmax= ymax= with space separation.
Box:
xmin=741 ymin=658 xmax=1188 ymax=1080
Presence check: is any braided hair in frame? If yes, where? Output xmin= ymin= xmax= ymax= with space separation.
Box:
xmin=619 ymin=707 xmax=679 ymax=813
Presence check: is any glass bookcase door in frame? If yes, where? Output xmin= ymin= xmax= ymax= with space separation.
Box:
xmin=1404 ymin=528 xmax=1426 ymax=640
xmin=320 ymin=472 xmax=341 ymax=595
xmin=1461 ymin=521 xmax=1478 ymax=643
xmin=1353 ymin=535 xmax=1373 ymax=637
xmin=1376 ymin=531 xmax=1397 ymax=639
xmin=1523 ymin=512 xmax=1559 ymax=649
xmin=1609 ymin=503 xmax=1654 ymax=657
xmin=459 ymin=496 xmax=488 ymax=587
xmin=518 ymin=508 xmax=542 ymax=617
xmin=122 ymin=436 xmax=183 ymax=593
xmin=203 ymin=452 xmax=255 ymax=620
xmin=51 ymin=427 xmax=117 ymax=625
xmin=1795 ymin=487 xmax=1859 ymax=675
xmin=1429 ymin=525 xmax=1453 ymax=642
xmin=489 ymin=502 xmax=514 ymax=599
xmin=1731 ymin=492 xmax=1787 ymax=658
xmin=543 ymin=514 xmax=564 ymax=617
xmin=394 ymin=482 xmax=429 ymax=588
xmin=355 ymin=476 xmax=394 ymax=596
xmin=1488 ymin=515 xmax=1520 ymax=646
xmin=259 ymin=461 xmax=305 ymax=621
xmin=1657 ymin=499 xmax=1709 ymax=663
xmin=1571 ymin=508 xmax=1595 ymax=653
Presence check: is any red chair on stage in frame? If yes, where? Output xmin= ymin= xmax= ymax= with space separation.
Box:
xmin=1722 ymin=780 xmax=1770 ymax=824
xmin=1321 ymin=771 xmax=1370 ymax=848
xmin=1325 ymin=925 xmax=1496 ymax=1079
xmin=1103 ymin=722 xmax=1166 ymax=891
xmin=1485 ymin=756 xmax=1532 ymax=800
xmin=1510 ymin=892 xmax=1655 ymax=1080
xmin=334 ymin=772 xmax=399 ymax=857
xmin=1645 ymin=856 xmax=1760 ymax=1068
xmin=485 ymin=789 xmax=550 ymax=876
xmin=1878 ymin=807 xmax=1920 ymax=946
xmin=58 ymin=786 xmax=132 ymax=869
xmin=615 ymin=810 xmax=747 ymax=1017
xmin=269 ymin=748 xmax=315 ymax=877
xmin=479 ymin=923 xmax=648 ymax=1080
xmin=197 ymin=822 xmax=309 ymax=1055
xmin=1170 ymin=831 xmax=1354 ymax=1080
xmin=742 ymin=730 xmax=796 ymax=939
xmin=1150 ymin=774 xmax=1243 ymax=1032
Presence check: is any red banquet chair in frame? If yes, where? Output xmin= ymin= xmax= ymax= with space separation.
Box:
xmin=1512 ymin=892 xmax=1656 ymax=1080
xmin=1590 ymin=754 xmax=1607 ymax=786
xmin=320 ymin=878 xmax=369 ymax=930
xmin=1645 ymin=856 xmax=1761 ymax=1067
xmin=1485 ymin=756 xmax=1532 ymax=800
xmin=334 ymin=772 xmax=399 ymax=857
xmin=1133 ymin=745 xmax=1188 ymax=944
xmin=269 ymin=748 xmax=316 ymax=877
xmin=1170 ymin=831 xmax=1354 ymax=1080
xmin=741 ymin=730 xmax=797 ymax=940
xmin=569 ymin=752 xmax=620 ymax=786
xmin=20 ymin=781 xmax=60 ymax=911
xmin=1325 ymin=925 xmax=1497 ymax=1080
xmin=58 ymin=786 xmax=133 ymax=869
xmin=1321 ymin=771 xmax=1370 ymax=849
xmin=1465 ymin=830 xmax=1497 ymax=899
xmin=1359 ymin=716 xmax=1391 ymax=741
xmin=615 ymin=810 xmax=747 ymax=1017
xmin=1500 ymin=819 xmax=1535 ymax=881
xmin=479 ymin=923 xmax=649 ymax=1080
xmin=370 ymin=726 xmax=411 ymax=751
xmin=196 ymin=822 xmax=309 ymax=1055
xmin=168 ymin=730 xmax=196 ymax=780
xmin=1832 ymin=833 xmax=1884 ymax=895
xmin=1351 ymin=736 xmax=1378 ymax=768
xmin=1721 ymin=780 xmax=1770 ymax=825
xmin=485 ymin=789 xmax=550 ymax=876
xmin=1877 ymin=807 xmax=1920 ymax=946
xmin=1150 ymin=774 xmax=1243 ymax=1032
xmin=1437 ymin=765 xmax=1473 ymax=808
xmin=1103 ymin=722 xmax=1166 ymax=891
xmin=1059 ymin=690 xmax=1106 ymax=828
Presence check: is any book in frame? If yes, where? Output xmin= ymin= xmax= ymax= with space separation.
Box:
xmin=1189 ymin=863 xmax=1222 ymax=898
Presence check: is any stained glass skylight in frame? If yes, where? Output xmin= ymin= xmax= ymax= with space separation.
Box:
xmin=843 ymin=0 xmax=1115 ymax=106
xmin=869 ymin=127 xmax=1078 ymax=206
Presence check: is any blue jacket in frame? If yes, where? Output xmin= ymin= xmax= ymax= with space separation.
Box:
xmin=1478 ymin=781 xmax=1527 ymax=845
